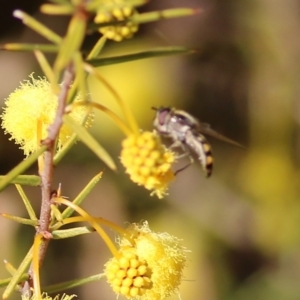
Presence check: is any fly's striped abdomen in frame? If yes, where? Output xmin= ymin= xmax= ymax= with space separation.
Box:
xmin=185 ymin=130 xmax=213 ymax=177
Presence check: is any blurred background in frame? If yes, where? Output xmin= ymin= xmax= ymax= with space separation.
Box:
xmin=1 ymin=0 xmax=300 ymax=299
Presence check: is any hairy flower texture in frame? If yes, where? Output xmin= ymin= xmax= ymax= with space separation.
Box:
xmin=1 ymin=74 xmax=92 ymax=156
xmin=120 ymin=131 xmax=176 ymax=198
xmin=21 ymin=293 xmax=76 ymax=300
xmin=105 ymin=222 xmax=188 ymax=300
xmin=95 ymin=1 xmax=139 ymax=42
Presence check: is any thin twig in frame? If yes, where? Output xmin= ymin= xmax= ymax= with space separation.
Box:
xmin=22 ymin=65 xmax=75 ymax=296
xmin=39 ymin=65 xmax=74 ymax=234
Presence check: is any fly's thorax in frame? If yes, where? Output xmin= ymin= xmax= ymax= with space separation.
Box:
xmin=170 ymin=109 xmax=200 ymax=129
xmin=168 ymin=118 xmax=191 ymax=142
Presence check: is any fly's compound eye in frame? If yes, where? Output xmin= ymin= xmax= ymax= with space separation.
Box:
xmin=156 ymin=108 xmax=172 ymax=125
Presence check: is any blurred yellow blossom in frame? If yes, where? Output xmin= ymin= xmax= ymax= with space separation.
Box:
xmin=104 ymin=222 xmax=188 ymax=300
xmin=120 ymin=131 xmax=176 ymax=198
xmin=0 ymin=74 xmax=92 ymax=156
xmin=95 ymin=2 xmax=139 ymax=42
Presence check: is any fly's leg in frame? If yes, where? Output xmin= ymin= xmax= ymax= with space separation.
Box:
xmin=175 ymin=155 xmax=194 ymax=175
xmin=168 ymin=142 xmax=194 ymax=175
xmin=169 ymin=140 xmax=183 ymax=150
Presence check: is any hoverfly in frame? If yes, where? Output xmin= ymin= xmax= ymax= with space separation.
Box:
xmin=153 ymin=107 xmax=242 ymax=177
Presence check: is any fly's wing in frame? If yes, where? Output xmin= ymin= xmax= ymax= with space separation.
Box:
xmin=198 ymin=123 xmax=244 ymax=148
xmin=185 ymin=130 xmax=213 ymax=177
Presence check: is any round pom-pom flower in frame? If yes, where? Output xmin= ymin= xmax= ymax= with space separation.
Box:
xmin=94 ymin=2 xmax=139 ymax=42
xmin=120 ymin=131 xmax=176 ymax=198
xmin=104 ymin=222 xmax=188 ymax=300
xmin=1 ymin=74 xmax=92 ymax=156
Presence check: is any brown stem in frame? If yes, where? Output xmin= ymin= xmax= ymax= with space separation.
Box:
xmin=39 ymin=65 xmax=74 ymax=234
xmin=22 ymin=65 xmax=75 ymax=296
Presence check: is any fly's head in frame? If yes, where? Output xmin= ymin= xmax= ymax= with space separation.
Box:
xmin=153 ymin=107 xmax=199 ymax=143
xmin=152 ymin=107 xmax=174 ymax=137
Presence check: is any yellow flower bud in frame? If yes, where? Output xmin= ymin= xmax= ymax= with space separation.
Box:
xmin=120 ymin=131 xmax=176 ymax=198
xmin=94 ymin=2 xmax=139 ymax=42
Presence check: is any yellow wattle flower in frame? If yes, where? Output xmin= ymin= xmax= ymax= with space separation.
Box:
xmin=104 ymin=222 xmax=188 ymax=300
xmin=94 ymin=3 xmax=139 ymax=42
xmin=120 ymin=131 xmax=176 ymax=198
xmin=0 ymin=74 xmax=92 ymax=156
